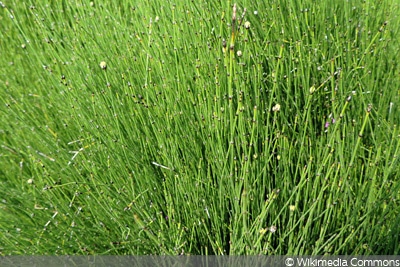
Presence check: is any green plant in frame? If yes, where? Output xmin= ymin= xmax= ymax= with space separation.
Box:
xmin=1 ymin=0 xmax=399 ymax=255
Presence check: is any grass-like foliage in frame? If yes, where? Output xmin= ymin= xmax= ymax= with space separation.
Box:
xmin=1 ymin=0 xmax=400 ymax=255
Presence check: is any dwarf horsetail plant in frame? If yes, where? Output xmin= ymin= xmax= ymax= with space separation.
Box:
xmin=1 ymin=0 xmax=400 ymax=255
